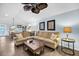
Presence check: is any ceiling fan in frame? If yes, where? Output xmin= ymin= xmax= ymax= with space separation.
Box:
xmin=22 ymin=3 xmax=48 ymax=14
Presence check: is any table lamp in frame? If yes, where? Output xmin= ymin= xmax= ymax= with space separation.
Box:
xmin=64 ymin=27 xmax=72 ymax=39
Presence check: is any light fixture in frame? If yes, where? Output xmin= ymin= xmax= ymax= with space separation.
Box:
xmin=22 ymin=3 xmax=48 ymax=14
xmin=5 ymin=14 xmax=8 ymax=16
xmin=10 ymin=17 xmax=16 ymax=33
xmin=27 ymin=24 xmax=32 ymax=32
xmin=10 ymin=26 xmax=16 ymax=30
xmin=64 ymin=27 xmax=72 ymax=39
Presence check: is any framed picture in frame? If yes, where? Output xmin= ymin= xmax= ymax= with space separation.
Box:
xmin=47 ymin=20 xmax=55 ymax=30
xmin=39 ymin=22 xmax=45 ymax=30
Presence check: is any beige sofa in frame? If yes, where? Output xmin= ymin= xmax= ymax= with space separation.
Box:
xmin=15 ymin=32 xmax=30 ymax=46
xmin=33 ymin=32 xmax=60 ymax=49
xmin=15 ymin=31 xmax=60 ymax=49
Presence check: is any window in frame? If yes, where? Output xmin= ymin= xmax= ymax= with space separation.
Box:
xmin=0 ymin=25 xmax=5 ymax=34
xmin=0 ymin=24 xmax=9 ymax=36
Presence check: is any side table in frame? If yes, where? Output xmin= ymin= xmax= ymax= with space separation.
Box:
xmin=61 ymin=38 xmax=75 ymax=55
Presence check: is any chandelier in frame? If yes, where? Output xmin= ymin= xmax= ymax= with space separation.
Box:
xmin=22 ymin=3 xmax=48 ymax=14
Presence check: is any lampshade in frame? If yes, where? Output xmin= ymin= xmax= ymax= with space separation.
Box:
xmin=10 ymin=26 xmax=16 ymax=30
xmin=64 ymin=27 xmax=72 ymax=33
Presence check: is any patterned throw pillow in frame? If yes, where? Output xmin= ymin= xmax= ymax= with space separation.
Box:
xmin=16 ymin=33 xmax=23 ymax=39
xmin=50 ymin=33 xmax=57 ymax=40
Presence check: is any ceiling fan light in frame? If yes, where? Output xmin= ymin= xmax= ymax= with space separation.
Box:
xmin=22 ymin=3 xmax=48 ymax=14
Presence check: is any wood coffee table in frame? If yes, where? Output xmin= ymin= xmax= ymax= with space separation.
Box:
xmin=23 ymin=38 xmax=44 ymax=55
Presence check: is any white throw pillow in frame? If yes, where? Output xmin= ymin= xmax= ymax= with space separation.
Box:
xmin=50 ymin=33 xmax=57 ymax=40
xmin=16 ymin=33 xmax=23 ymax=39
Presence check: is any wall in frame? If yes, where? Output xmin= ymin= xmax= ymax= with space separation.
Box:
xmin=38 ymin=9 xmax=79 ymax=51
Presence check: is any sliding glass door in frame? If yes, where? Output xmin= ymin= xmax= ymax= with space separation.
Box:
xmin=0 ymin=24 xmax=9 ymax=36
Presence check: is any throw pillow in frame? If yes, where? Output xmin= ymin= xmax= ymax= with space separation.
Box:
xmin=16 ymin=33 xmax=23 ymax=39
xmin=50 ymin=33 xmax=57 ymax=40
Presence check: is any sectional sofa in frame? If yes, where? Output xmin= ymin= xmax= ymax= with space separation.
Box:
xmin=14 ymin=31 xmax=60 ymax=49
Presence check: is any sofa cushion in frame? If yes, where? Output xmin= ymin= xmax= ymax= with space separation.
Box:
xmin=32 ymin=36 xmax=56 ymax=44
xmin=37 ymin=32 xmax=51 ymax=39
xmin=21 ymin=32 xmax=30 ymax=38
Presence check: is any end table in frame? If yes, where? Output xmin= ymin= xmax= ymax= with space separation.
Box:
xmin=61 ymin=38 xmax=75 ymax=55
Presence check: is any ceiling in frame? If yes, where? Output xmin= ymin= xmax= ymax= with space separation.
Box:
xmin=0 ymin=3 xmax=79 ymax=26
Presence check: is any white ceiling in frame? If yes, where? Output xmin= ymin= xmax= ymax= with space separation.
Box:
xmin=0 ymin=3 xmax=79 ymax=26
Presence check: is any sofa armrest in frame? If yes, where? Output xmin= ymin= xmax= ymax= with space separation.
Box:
xmin=15 ymin=37 xmax=28 ymax=42
xmin=53 ymin=38 xmax=60 ymax=46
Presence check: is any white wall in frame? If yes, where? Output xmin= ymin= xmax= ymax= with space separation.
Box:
xmin=38 ymin=9 xmax=79 ymax=51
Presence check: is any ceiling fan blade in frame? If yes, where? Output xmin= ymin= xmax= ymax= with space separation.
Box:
xmin=31 ymin=7 xmax=40 ymax=14
xmin=22 ymin=3 xmax=30 ymax=5
xmin=23 ymin=5 xmax=32 ymax=11
xmin=36 ymin=3 xmax=48 ymax=10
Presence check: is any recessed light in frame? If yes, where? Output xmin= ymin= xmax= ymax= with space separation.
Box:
xmin=5 ymin=14 xmax=8 ymax=16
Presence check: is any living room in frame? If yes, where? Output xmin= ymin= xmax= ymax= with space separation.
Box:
xmin=0 ymin=3 xmax=79 ymax=56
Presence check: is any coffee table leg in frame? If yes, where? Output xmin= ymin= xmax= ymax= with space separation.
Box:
xmin=42 ymin=47 xmax=44 ymax=53
xmin=23 ymin=43 xmax=28 ymax=51
xmin=34 ymin=47 xmax=44 ymax=56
